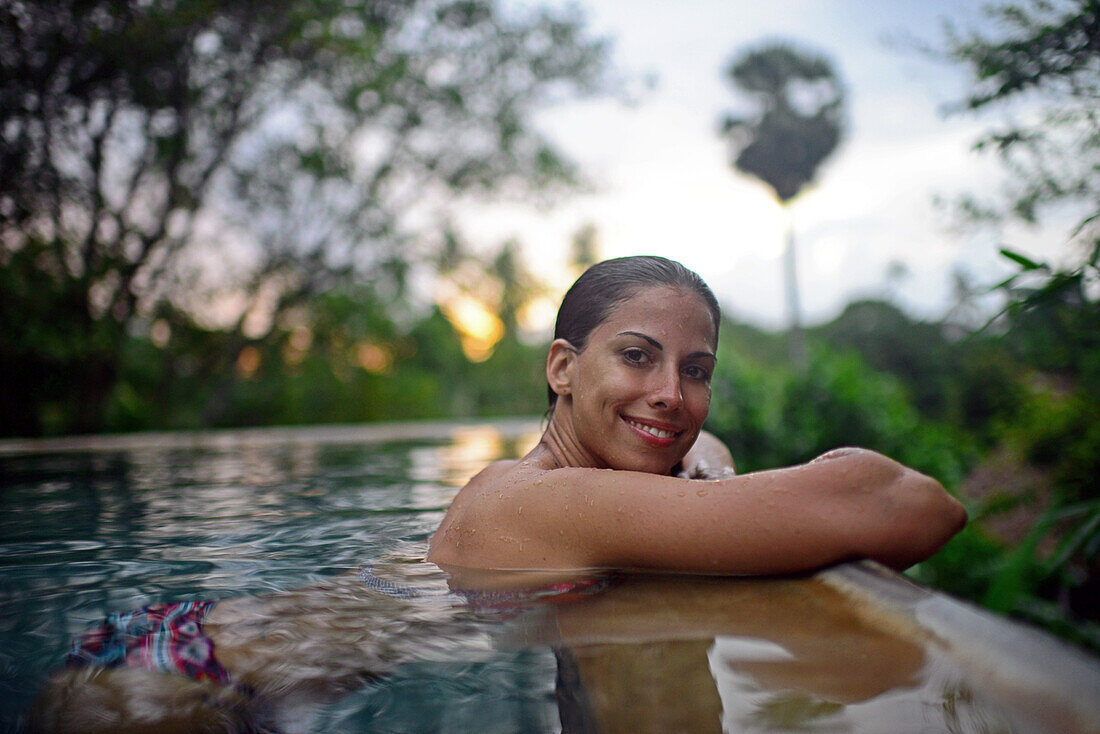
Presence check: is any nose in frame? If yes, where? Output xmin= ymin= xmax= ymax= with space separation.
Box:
xmin=648 ymin=366 xmax=683 ymax=411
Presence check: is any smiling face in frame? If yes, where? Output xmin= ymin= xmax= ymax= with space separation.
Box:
xmin=548 ymin=285 xmax=717 ymax=474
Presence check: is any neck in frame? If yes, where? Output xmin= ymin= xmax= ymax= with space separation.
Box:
xmin=539 ymin=400 xmax=607 ymax=470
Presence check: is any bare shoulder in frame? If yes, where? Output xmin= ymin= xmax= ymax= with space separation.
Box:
xmin=428 ymin=456 xmax=545 ymax=565
xmin=441 ymin=458 xmax=525 ymax=517
xmin=467 ymin=457 xmax=523 ymax=486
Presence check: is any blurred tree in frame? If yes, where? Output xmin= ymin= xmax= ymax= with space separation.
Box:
xmin=817 ymin=300 xmax=957 ymax=418
xmin=491 ymin=240 xmax=540 ymax=337
xmin=936 ymin=0 xmax=1100 ymax=646
xmin=569 ymin=222 xmax=601 ymax=275
xmin=718 ymin=43 xmax=846 ymax=364
xmin=942 ymin=0 xmax=1099 ymax=232
xmin=813 ymin=299 xmax=1025 ymax=440
xmin=942 ymin=0 xmax=1099 ymax=380
xmin=432 ymin=232 xmax=545 ymax=349
xmin=0 ymin=0 xmax=613 ymax=435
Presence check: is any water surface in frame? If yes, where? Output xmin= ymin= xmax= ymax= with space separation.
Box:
xmin=2 ymin=420 xmax=1099 ymax=734
xmin=0 ymin=420 xmax=544 ymax=732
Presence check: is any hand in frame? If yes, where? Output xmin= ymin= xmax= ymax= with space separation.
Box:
xmin=679 ymin=430 xmax=736 ymax=479
xmin=678 ymin=460 xmax=737 ymax=480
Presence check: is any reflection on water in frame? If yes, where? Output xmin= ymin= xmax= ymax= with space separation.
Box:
xmin=407 ymin=423 xmax=540 ymax=512
xmin=2 ymin=421 xmax=1098 ymax=733
xmin=0 ymin=424 xmax=533 ymax=729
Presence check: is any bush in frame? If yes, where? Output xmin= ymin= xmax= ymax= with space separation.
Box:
xmin=706 ymin=342 xmax=973 ymax=487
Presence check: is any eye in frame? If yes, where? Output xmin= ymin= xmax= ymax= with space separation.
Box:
xmin=622 ymin=347 xmax=651 ymax=366
xmin=683 ymin=364 xmax=712 ymax=382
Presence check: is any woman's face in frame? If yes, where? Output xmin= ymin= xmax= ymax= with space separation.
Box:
xmin=561 ymin=285 xmax=717 ymax=474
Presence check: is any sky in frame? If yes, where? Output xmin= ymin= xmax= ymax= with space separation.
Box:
xmin=453 ymin=0 xmax=1075 ymax=331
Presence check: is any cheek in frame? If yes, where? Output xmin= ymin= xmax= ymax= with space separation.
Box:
xmin=596 ymin=365 xmax=644 ymax=400
xmin=687 ymin=384 xmax=712 ymax=420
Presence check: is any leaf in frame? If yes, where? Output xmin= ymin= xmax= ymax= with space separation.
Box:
xmin=999 ymin=248 xmax=1045 ymax=271
xmin=1042 ymin=500 xmax=1100 ymax=575
xmin=982 ymin=512 xmax=1047 ymax=613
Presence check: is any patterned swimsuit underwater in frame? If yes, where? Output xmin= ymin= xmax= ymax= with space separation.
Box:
xmin=67 ymin=600 xmax=230 ymax=685
xmin=65 ymin=565 xmax=613 ymax=688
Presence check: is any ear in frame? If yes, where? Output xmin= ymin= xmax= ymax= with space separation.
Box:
xmin=546 ymin=339 xmax=576 ymax=399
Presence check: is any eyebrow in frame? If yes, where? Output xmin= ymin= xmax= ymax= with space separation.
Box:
xmin=617 ymin=331 xmax=716 ymax=361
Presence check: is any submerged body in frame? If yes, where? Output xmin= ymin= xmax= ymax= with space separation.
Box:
xmin=34 ymin=542 xmax=1099 ymax=734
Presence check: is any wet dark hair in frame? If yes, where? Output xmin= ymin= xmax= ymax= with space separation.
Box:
xmin=548 ymin=255 xmax=721 ymax=408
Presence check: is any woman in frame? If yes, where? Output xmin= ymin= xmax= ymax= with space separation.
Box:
xmin=430 ymin=255 xmax=966 ymax=574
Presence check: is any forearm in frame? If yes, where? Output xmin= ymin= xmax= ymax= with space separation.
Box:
xmin=591 ymin=449 xmax=966 ymax=574
xmin=448 ymin=448 xmax=966 ymax=574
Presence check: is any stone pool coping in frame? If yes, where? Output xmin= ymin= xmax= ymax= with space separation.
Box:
xmin=821 ymin=561 xmax=1100 ymax=733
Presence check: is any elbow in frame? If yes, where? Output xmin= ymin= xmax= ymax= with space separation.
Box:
xmin=886 ymin=473 xmax=967 ymax=569
xmin=918 ymin=473 xmax=968 ymax=541
xmin=840 ymin=454 xmax=967 ymax=569
xmin=947 ymin=493 xmax=968 ymax=534
xmin=799 ymin=450 xmax=968 ymax=571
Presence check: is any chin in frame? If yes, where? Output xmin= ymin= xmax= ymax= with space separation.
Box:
xmin=615 ymin=453 xmax=683 ymax=476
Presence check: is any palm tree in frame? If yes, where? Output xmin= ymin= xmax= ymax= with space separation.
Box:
xmin=719 ymin=42 xmax=846 ymax=364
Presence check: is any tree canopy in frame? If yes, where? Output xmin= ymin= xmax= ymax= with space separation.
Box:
xmin=717 ymin=41 xmax=846 ymax=359
xmin=937 ymin=0 xmax=1100 ymax=649
xmin=0 ymin=0 xmax=613 ymax=434
xmin=718 ymin=42 xmax=846 ymax=203
xmin=942 ymin=0 xmax=1099 ymax=229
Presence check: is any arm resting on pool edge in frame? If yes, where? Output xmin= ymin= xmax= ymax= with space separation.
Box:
xmin=429 ymin=448 xmax=967 ymax=574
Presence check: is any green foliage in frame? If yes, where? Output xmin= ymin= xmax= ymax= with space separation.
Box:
xmin=0 ymin=0 xmax=613 ymax=436
xmin=993 ymin=242 xmax=1100 ymax=385
xmin=816 ymin=301 xmax=958 ymax=420
xmin=813 ymin=299 xmax=1027 ymax=443
xmin=967 ymin=248 xmax=1100 ymax=648
xmin=942 ymin=0 xmax=1099 ymax=229
xmin=912 ymin=249 xmax=1099 ymax=651
xmin=0 ymin=239 xmax=125 ymax=434
xmin=97 ymin=281 xmax=547 ymax=433
xmin=925 ymin=0 xmax=1100 ymax=651
xmin=706 ymin=334 xmax=972 ymax=487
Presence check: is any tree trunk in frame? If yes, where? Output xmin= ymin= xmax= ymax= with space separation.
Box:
xmin=783 ymin=208 xmax=806 ymax=370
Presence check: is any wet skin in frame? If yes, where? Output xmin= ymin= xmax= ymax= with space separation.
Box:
xmin=429 ymin=285 xmax=966 ymax=574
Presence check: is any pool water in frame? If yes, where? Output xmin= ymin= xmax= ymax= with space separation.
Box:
xmin=0 ymin=420 xmax=551 ymax=732
xmin=2 ymin=420 xmax=1099 ymax=733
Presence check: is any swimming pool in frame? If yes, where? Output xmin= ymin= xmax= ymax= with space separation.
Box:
xmin=2 ymin=420 xmax=1098 ymax=733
